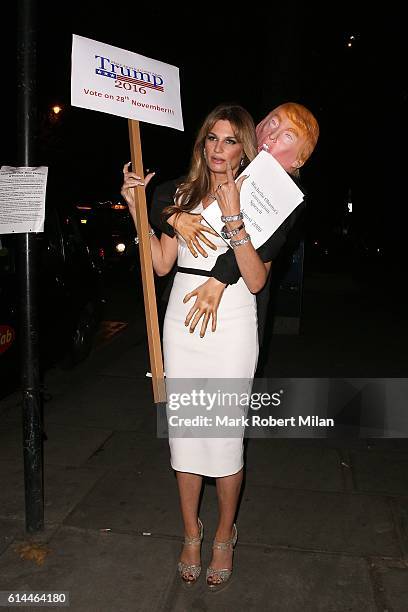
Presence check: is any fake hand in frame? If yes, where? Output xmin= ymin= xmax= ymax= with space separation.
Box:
xmin=170 ymin=212 xmax=219 ymax=258
xmin=183 ymin=278 xmax=226 ymax=337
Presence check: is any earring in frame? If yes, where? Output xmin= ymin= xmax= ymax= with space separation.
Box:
xmin=240 ymin=158 xmax=245 ymax=167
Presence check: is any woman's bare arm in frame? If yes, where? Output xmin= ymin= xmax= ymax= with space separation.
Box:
xmin=120 ymin=162 xmax=178 ymax=276
xmin=214 ymin=163 xmax=271 ymax=293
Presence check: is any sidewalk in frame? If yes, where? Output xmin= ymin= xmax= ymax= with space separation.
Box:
xmin=1 ymin=294 xmax=408 ymax=610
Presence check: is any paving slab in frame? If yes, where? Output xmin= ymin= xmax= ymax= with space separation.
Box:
xmin=164 ymin=546 xmax=376 ymax=612
xmin=0 ymin=525 xmax=379 ymax=612
xmin=0 ymin=423 xmax=21 ymax=462
xmin=260 ymin=436 xmax=408 ymax=452
xmin=0 ymin=519 xmax=61 ymax=554
xmin=0 ymin=518 xmax=24 ymax=556
xmin=84 ymin=431 xmax=171 ymax=472
xmin=43 ymin=376 xmax=155 ymax=432
xmin=244 ymin=440 xmax=344 ymax=491
xmin=0 ymin=461 xmax=105 ymax=524
xmin=376 ymin=559 xmax=408 ymax=612
xmin=63 ymin=469 xmax=233 ymax=538
xmin=237 ymin=485 xmax=401 ymax=557
xmin=42 ymin=425 xmax=113 ymax=468
xmin=389 ymin=497 xmax=408 ymax=558
xmin=0 ymin=397 xmax=21 ymax=424
xmin=97 ymin=340 xmax=150 ymax=379
xmin=0 ymin=526 xmax=178 ymax=612
xmin=0 ymin=391 xmax=20 ymax=417
xmin=363 ymin=438 xmax=408 ymax=452
xmin=350 ymin=450 xmax=408 ymax=496
xmin=254 ymin=436 xmax=372 ymax=451
xmin=63 ymin=468 xmax=182 ymax=534
xmin=0 ymin=423 xmax=112 ymax=468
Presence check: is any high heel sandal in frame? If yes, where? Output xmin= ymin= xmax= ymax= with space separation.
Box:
xmin=177 ymin=518 xmax=204 ymax=587
xmin=206 ymin=523 xmax=238 ymax=592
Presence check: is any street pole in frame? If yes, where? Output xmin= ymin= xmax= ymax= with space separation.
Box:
xmin=17 ymin=0 xmax=44 ymax=533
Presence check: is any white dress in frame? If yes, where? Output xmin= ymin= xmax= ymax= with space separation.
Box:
xmin=163 ymin=203 xmax=259 ymax=477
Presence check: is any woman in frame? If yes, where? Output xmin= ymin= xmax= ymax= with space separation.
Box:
xmin=121 ymin=104 xmax=272 ymax=591
xmin=149 ymin=102 xmax=320 ymax=339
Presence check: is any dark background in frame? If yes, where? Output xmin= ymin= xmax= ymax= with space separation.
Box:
xmin=2 ymin=2 xmax=408 ymax=276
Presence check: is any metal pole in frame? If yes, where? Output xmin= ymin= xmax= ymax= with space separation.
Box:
xmin=17 ymin=0 xmax=44 ymax=533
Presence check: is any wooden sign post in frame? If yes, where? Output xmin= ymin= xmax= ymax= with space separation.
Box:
xmin=128 ymin=119 xmax=166 ymax=404
xmin=71 ymin=35 xmax=183 ymax=403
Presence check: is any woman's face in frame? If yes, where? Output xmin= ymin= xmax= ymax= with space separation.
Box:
xmin=204 ymin=120 xmax=244 ymax=177
xmin=256 ymin=110 xmax=306 ymax=171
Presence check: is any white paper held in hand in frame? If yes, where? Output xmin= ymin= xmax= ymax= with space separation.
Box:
xmin=201 ymin=151 xmax=304 ymax=249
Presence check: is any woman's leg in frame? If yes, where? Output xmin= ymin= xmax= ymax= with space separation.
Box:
xmin=208 ymin=468 xmax=243 ymax=580
xmin=176 ymin=471 xmax=203 ymax=570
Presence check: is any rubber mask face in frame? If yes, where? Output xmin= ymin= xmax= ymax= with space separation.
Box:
xmin=256 ymin=111 xmax=306 ymax=171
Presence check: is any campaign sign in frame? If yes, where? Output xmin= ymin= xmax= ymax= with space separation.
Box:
xmin=71 ymin=34 xmax=184 ymax=131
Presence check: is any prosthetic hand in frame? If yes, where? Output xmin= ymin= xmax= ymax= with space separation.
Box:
xmin=168 ymin=211 xmax=219 ymax=258
xmin=183 ymin=277 xmax=227 ymax=337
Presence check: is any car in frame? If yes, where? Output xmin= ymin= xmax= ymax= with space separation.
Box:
xmin=76 ymin=201 xmax=139 ymax=274
xmin=0 ymin=203 xmax=105 ymax=399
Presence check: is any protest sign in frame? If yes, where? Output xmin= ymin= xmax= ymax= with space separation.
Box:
xmin=71 ymin=34 xmax=183 ymax=130
xmin=71 ymin=35 xmax=184 ymax=402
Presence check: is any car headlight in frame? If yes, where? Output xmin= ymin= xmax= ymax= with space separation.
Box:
xmin=115 ymin=242 xmax=126 ymax=253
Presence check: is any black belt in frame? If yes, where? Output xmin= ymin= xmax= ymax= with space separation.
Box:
xmin=177 ymin=266 xmax=213 ymax=277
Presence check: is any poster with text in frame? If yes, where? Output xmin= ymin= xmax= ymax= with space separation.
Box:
xmin=0 ymin=166 xmax=47 ymax=234
xmin=71 ymin=34 xmax=183 ymax=131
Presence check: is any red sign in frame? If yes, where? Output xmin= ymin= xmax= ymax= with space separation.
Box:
xmin=0 ymin=325 xmax=15 ymax=354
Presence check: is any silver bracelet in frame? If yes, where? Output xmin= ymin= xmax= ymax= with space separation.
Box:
xmin=230 ymin=233 xmax=251 ymax=249
xmin=220 ymin=222 xmax=245 ymax=239
xmin=221 ymin=211 xmax=243 ymax=223
xmin=134 ymin=228 xmax=155 ymax=245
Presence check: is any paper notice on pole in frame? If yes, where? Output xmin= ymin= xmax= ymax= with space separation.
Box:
xmin=0 ymin=166 xmax=48 ymax=234
xmin=201 ymin=151 xmax=304 ymax=249
xmin=71 ymin=34 xmax=184 ymax=131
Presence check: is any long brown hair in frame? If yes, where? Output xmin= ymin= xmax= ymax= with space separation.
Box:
xmin=163 ymin=104 xmax=257 ymax=219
